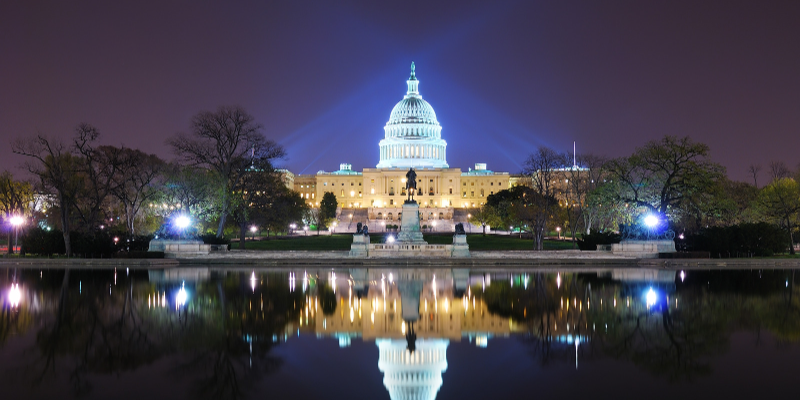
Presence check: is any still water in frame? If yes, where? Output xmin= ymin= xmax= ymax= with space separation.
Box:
xmin=1 ymin=266 xmax=799 ymax=400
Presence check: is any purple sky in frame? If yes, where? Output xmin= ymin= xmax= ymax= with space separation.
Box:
xmin=2 ymin=0 xmax=799 ymax=183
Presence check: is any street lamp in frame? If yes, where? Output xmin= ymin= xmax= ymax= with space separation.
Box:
xmin=290 ymin=223 xmax=297 ymax=235
xmin=174 ymin=215 xmax=191 ymax=239
xmin=10 ymin=215 xmax=24 ymax=254
xmin=250 ymin=225 xmax=257 ymax=241
xmin=304 ymin=226 xmax=309 ymax=236
xmin=556 ymin=226 xmax=561 ymax=240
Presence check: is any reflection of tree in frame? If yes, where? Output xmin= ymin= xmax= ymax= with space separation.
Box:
xmin=21 ymin=270 xmax=303 ymax=399
xmin=477 ymin=270 xmax=800 ymax=381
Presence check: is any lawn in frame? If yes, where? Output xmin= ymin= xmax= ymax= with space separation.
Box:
xmin=241 ymin=233 xmax=577 ymax=251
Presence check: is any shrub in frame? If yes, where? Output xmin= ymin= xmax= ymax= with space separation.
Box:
xmin=577 ymin=230 xmax=621 ymax=250
xmin=684 ymin=223 xmax=787 ymax=257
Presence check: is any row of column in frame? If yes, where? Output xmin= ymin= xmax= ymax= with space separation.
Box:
xmin=381 ymin=144 xmax=445 ymax=161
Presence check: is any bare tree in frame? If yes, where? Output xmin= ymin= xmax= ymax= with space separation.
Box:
xmin=769 ymin=160 xmax=791 ymax=182
xmin=12 ymin=134 xmax=82 ymax=256
xmin=112 ymin=149 xmax=165 ymax=236
xmin=71 ymin=125 xmax=126 ymax=230
xmin=168 ymin=106 xmax=285 ymax=238
xmin=748 ymin=164 xmax=761 ymax=188
xmin=522 ymin=147 xmax=565 ymax=249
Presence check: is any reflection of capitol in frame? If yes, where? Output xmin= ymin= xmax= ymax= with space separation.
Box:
xmin=295 ymin=268 xmax=512 ymax=400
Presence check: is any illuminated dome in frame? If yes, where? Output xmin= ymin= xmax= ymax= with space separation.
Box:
xmin=377 ymin=63 xmax=448 ymax=169
xmin=377 ymin=338 xmax=449 ymax=400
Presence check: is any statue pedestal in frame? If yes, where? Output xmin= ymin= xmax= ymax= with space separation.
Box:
xmin=397 ymin=202 xmax=426 ymax=243
xmin=451 ymin=234 xmax=470 ymax=258
xmin=349 ymin=234 xmax=370 ymax=257
xmin=611 ymin=240 xmax=675 ymax=258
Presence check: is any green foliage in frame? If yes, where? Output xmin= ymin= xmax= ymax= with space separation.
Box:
xmin=200 ymin=234 xmax=231 ymax=246
xmin=319 ymin=192 xmax=338 ymax=229
xmin=685 ymin=223 xmax=788 ymax=257
xmin=605 ymin=135 xmax=726 ymax=220
xmin=21 ymin=227 xmax=118 ymax=256
xmin=757 ymin=177 xmax=800 ymax=254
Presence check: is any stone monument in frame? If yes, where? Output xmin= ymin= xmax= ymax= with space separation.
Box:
xmin=350 ymin=168 xmax=469 ymax=257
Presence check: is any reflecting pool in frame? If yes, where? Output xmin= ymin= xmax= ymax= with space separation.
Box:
xmin=1 ymin=266 xmax=799 ymax=399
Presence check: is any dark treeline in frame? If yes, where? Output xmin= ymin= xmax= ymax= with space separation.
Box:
xmin=468 ymin=136 xmax=800 ymax=255
xmin=4 ymin=106 xmax=308 ymax=256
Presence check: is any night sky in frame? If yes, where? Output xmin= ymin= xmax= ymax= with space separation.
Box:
xmin=2 ymin=0 xmax=800 ymax=182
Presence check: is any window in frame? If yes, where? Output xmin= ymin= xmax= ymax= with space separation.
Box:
xmin=359 ymin=182 xmax=362 ymax=186
xmin=341 ymin=183 xmax=344 ymax=186
xmin=324 ymin=182 xmax=327 ymax=186
xmin=390 ymin=199 xmax=394 ymax=205
xmin=389 ymin=187 xmax=395 ymax=196
xmin=312 ymin=193 xmax=316 ymax=199
xmin=351 ymin=182 xmax=354 ymax=186
xmin=341 ymin=189 xmax=344 ymax=196
xmin=471 ymin=182 xmax=474 ymax=186
xmin=377 ymin=212 xmax=383 ymax=220
xmin=358 ymin=191 xmax=362 ymax=197
xmin=471 ymin=191 xmax=474 ymax=197
xmin=490 ymin=182 xmax=493 ymax=186
xmin=449 ymin=187 xmax=453 ymax=194
xmin=429 ymin=179 xmax=433 ymax=182
xmin=463 ymin=191 xmax=467 ymax=197
xmin=480 ymin=189 xmax=484 ymax=197
xmin=439 ymin=212 xmax=443 ymax=219
xmin=388 ymin=213 xmax=393 ymax=221
xmin=463 ymin=182 xmax=466 ymax=186
xmin=371 ymin=179 xmax=375 ymax=183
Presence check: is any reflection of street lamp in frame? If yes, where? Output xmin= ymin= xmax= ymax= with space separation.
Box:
xmin=556 ymin=226 xmax=561 ymax=240
xmin=8 ymin=283 xmax=21 ymax=308
xmin=10 ymin=215 xmax=24 ymax=254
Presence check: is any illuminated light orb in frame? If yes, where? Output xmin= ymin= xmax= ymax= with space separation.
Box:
xmin=250 ymin=226 xmax=257 ymax=233
xmin=645 ymin=287 xmax=657 ymax=307
xmin=643 ymin=214 xmax=659 ymax=228
xmin=387 ymin=236 xmax=395 ymax=243
xmin=8 ymin=283 xmax=21 ymax=307
xmin=175 ymin=215 xmax=191 ymax=229
xmin=10 ymin=215 xmax=24 ymax=226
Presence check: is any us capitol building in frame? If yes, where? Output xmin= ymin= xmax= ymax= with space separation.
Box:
xmin=284 ymin=63 xmax=515 ymax=229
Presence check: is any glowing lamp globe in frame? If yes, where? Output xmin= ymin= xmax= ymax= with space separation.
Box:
xmin=175 ymin=215 xmax=191 ymax=229
xmin=387 ymin=236 xmax=395 ymax=243
xmin=10 ymin=215 xmax=24 ymax=226
xmin=643 ymin=214 xmax=659 ymax=228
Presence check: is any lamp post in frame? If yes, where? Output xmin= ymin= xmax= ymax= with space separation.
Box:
xmin=174 ymin=215 xmax=191 ymax=240
xmin=290 ymin=223 xmax=296 ymax=235
xmin=250 ymin=225 xmax=257 ymax=241
xmin=556 ymin=226 xmax=561 ymax=240
xmin=10 ymin=215 xmax=24 ymax=255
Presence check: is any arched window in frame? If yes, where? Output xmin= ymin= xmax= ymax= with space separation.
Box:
xmin=377 ymin=212 xmax=383 ymax=220
xmin=388 ymin=213 xmax=393 ymax=221
xmin=439 ymin=212 xmax=444 ymax=220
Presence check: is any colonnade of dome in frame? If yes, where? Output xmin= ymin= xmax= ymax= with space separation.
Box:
xmin=377 ymin=63 xmax=449 ymax=169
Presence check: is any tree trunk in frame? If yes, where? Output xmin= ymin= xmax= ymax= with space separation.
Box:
xmin=60 ymin=194 xmax=72 ymax=257
xmin=482 ymin=225 xmax=486 ymax=236
xmin=216 ymin=193 xmax=229 ymax=238
xmin=788 ymin=221 xmax=796 ymax=255
xmin=239 ymin=220 xmax=247 ymax=250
